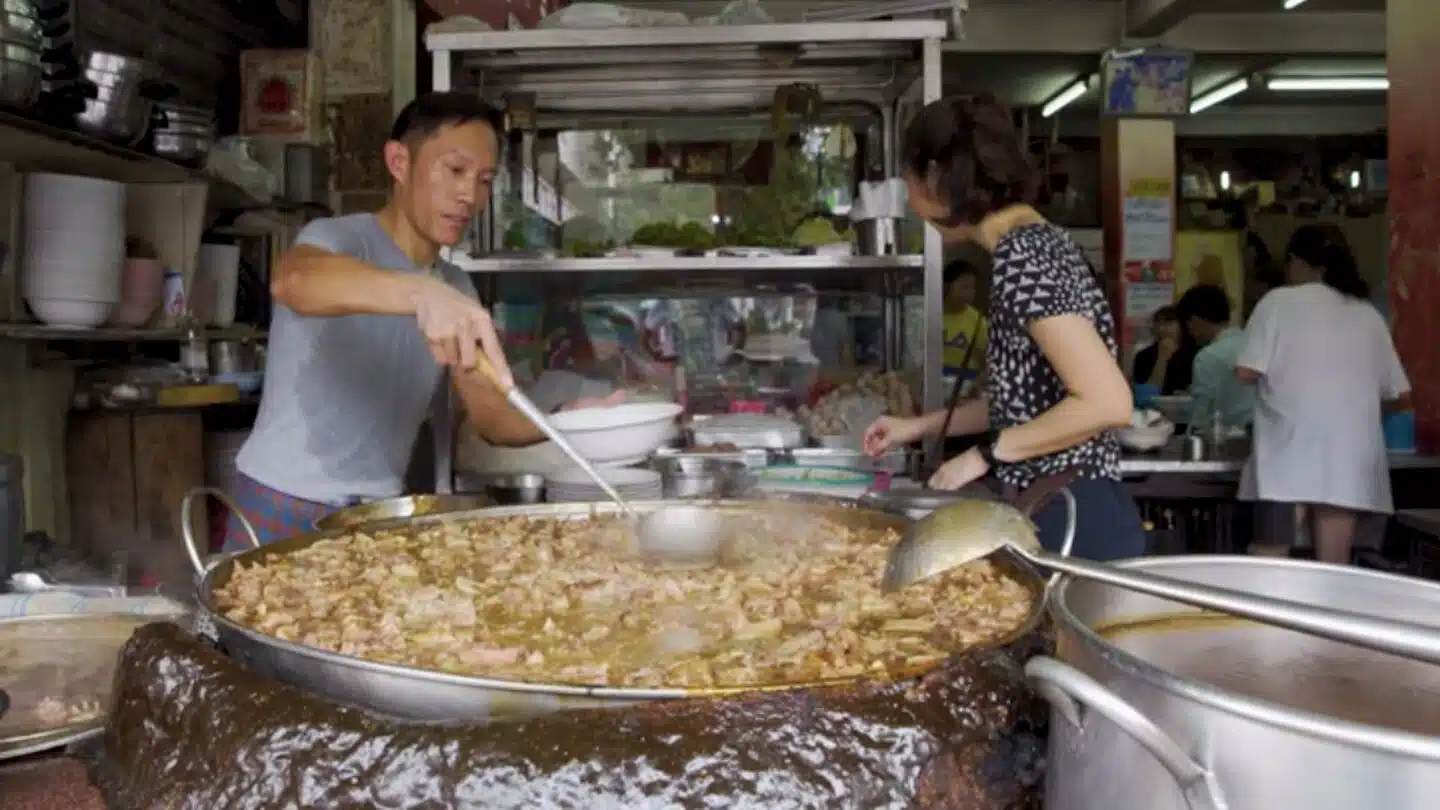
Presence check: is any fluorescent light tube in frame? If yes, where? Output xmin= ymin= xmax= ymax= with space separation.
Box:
xmin=1041 ymin=80 xmax=1090 ymax=118
xmin=1267 ymin=77 xmax=1389 ymax=91
xmin=1283 ymin=0 xmax=1310 ymax=8
xmin=1190 ymin=78 xmax=1250 ymax=113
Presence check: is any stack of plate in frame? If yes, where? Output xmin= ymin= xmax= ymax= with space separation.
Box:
xmin=545 ymin=467 xmax=663 ymax=503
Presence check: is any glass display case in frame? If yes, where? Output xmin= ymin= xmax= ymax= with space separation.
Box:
xmin=426 ymin=19 xmax=948 ymax=489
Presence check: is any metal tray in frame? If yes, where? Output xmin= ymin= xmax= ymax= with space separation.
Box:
xmin=0 ymin=612 xmax=189 ymax=761
xmin=689 ymin=417 xmax=806 ymax=450
xmin=653 ymin=446 xmax=771 ymax=468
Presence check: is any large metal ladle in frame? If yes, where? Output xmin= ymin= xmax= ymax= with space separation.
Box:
xmin=885 ymin=499 xmax=1440 ymax=667
xmin=470 ymin=357 xmax=630 ymax=512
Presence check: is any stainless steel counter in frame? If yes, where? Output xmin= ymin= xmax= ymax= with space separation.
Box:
xmin=1397 ymin=509 xmax=1440 ymax=537
xmin=1121 ymin=446 xmax=1440 ymax=477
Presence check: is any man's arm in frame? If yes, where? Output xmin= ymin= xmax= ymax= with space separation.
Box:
xmin=271 ymin=221 xmax=426 ymax=317
xmin=452 ymin=366 xmax=546 ymax=446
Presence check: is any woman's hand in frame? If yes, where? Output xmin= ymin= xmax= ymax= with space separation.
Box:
xmin=862 ymin=415 xmax=927 ymax=456
xmin=928 ymin=447 xmax=990 ymax=490
xmin=412 ymin=276 xmax=512 ymax=387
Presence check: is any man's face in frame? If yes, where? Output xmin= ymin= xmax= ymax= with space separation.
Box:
xmin=387 ymin=121 xmax=499 ymax=247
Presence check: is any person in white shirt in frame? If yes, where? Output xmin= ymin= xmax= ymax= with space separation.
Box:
xmin=1175 ymin=284 xmax=1254 ymax=429
xmin=1235 ymin=224 xmax=1410 ymax=564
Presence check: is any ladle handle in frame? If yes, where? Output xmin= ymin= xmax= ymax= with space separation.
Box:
xmin=1025 ymin=549 xmax=1440 ymax=667
xmin=474 ymin=355 xmax=630 ymax=512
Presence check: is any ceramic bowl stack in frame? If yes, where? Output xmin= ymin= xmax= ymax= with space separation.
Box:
xmin=544 ymin=467 xmax=663 ymax=503
xmin=21 ymin=173 xmax=127 ymax=328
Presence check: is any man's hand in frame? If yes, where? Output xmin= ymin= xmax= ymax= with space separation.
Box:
xmin=560 ymin=390 xmax=628 ymax=411
xmin=412 ymin=276 xmax=512 ymax=388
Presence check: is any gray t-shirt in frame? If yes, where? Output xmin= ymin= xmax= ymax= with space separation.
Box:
xmin=236 ymin=213 xmax=477 ymax=504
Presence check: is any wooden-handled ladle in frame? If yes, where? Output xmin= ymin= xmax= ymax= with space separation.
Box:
xmin=885 ymin=499 xmax=1440 ymax=667
xmin=469 ymin=355 xmax=630 ymax=512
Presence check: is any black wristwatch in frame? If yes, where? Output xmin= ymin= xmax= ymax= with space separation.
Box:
xmin=974 ymin=429 xmax=1001 ymax=468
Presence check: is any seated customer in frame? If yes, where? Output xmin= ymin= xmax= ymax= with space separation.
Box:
xmin=941 ymin=258 xmax=988 ymax=380
xmin=1129 ymin=306 xmax=1193 ymax=394
xmin=1177 ymin=284 xmax=1255 ymax=429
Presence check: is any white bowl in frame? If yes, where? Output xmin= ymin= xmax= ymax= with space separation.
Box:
xmin=25 ymin=172 xmax=126 ymax=202
xmin=545 ymin=402 xmax=684 ymax=465
xmin=25 ymin=200 xmax=125 ymax=227
xmin=26 ymin=297 xmax=114 ymax=328
xmin=1116 ymin=422 xmax=1175 ymax=452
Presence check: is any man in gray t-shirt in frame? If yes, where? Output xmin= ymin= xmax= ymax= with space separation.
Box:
xmin=226 ymin=93 xmax=618 ymax=548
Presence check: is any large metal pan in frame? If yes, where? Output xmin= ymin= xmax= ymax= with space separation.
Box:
xmin=311 ymin=493 xmax=494 ymax=532
xmin=183 ymin=498 xmax=1056 ymax=723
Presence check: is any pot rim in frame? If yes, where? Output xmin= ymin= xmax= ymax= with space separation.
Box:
xmin=200 ymin=497 xmax=1050 ymax=702
xmin=1050 ymin=554 xmax=1440 ymax=759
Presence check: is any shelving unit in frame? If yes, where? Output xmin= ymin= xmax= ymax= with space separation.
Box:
xmin=426 ymin=19 xmax=949 ymax=486
xmin=0 ymin=109 xmax=258 ymax=206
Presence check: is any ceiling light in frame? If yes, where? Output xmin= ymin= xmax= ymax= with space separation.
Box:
xmin=1041 ymin=79 xmax=1091 ymax=118
xmin=1283 ymin=0 xmax=1309 ymax=8
xmin=1266 ymin=77 xmax=1389 ymax=91
xmin=1190 ymin=78 xmax=1250 ymax=114
xmin=1220 ymin=171 xmax=1231 ymax=191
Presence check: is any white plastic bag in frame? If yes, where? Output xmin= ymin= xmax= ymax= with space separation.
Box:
xmin=715 ymin=0 xmax=773 ymax=25
xmin=539 ymin=3 xmax=688 ymax=28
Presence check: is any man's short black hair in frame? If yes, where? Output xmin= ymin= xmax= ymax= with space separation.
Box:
xmin=389 ymin=92 xmax=504 ymax=146
xmin=1175 ymin=284 xmax=1230 ymax=326
xmin=943 ymin=258 xmax=978 ymax=286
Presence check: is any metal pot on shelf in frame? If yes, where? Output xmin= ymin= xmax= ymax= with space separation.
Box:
xmin=1031 ymin=556 xmax=1440 ymax=810
xmin=73 ymin=51 xmax=165 ymax=144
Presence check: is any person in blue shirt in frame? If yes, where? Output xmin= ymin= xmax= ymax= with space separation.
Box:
xmin=1176 ymin=284 xmax=1255 ymax=430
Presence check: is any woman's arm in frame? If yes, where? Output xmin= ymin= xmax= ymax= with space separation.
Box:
xmin=991 ymin=315 xmax=1132 ymax=463
xmin=913 ymin=397 xmax=991 ymax=438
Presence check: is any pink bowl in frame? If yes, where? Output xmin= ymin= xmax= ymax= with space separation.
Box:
xmin=109 ymin=258 xmax=165 ymax=327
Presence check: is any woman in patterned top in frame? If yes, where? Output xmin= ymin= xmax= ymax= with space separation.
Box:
xmin=862 ymin=94 xmax=1145 ymax=561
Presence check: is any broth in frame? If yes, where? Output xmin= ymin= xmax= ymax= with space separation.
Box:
xmin=1099 ymin=612 xmax=1440 ymax=736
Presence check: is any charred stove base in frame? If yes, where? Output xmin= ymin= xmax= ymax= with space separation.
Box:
xmin=95 ymin=623 xmax=1049 ymax=810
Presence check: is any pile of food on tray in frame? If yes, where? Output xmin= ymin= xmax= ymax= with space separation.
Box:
xmin=213 ymin=511 xmax=1034 ymax=689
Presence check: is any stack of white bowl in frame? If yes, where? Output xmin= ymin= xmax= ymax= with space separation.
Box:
xmin=545 ymin=467 xmax=663 ymax=503
xmin=21 ymin=173 xmax=127 ymax=328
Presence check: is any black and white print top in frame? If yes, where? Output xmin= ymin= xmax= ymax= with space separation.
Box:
xmin=984 ymin=223 xmax=1122 ymax=486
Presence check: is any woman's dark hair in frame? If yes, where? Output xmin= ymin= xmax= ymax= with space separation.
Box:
xmin=1151 ymin=305 xmax=1178 ymax=325
xmin=1286 ymin=223 xmax=1369 ymax=299
xmin=902 ymin=94 xmax=1038 ymax=225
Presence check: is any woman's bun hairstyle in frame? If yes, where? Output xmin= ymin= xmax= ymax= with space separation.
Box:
xmin=901 ymin=94 xmax=1038 ymax=226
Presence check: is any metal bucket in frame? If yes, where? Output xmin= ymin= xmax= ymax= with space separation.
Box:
xmin=1033 ymin=556 xmax=1440 ymax=810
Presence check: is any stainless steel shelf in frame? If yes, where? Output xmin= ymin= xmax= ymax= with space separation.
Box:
xmin=430 ymin=20 xmax=946 ymax=112
xmin=445 ymin=254 xmax=923 ymax=274
xmin=428 ymin=20 xmax=948 ymax=53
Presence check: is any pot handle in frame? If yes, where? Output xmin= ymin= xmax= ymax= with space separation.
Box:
xmin=181 ymin=486 xmax=260 ymax=577
xmin=1025 ymin=657 xmax=1229 ymax=810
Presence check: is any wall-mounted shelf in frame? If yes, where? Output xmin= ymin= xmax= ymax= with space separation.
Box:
xmin=446 ymin=254 xmax=923 ymax=274
xmin=0 ymin=323 xmax=265 ymax=343
xmin=0 ymin=110 xmax=261 ymax=207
